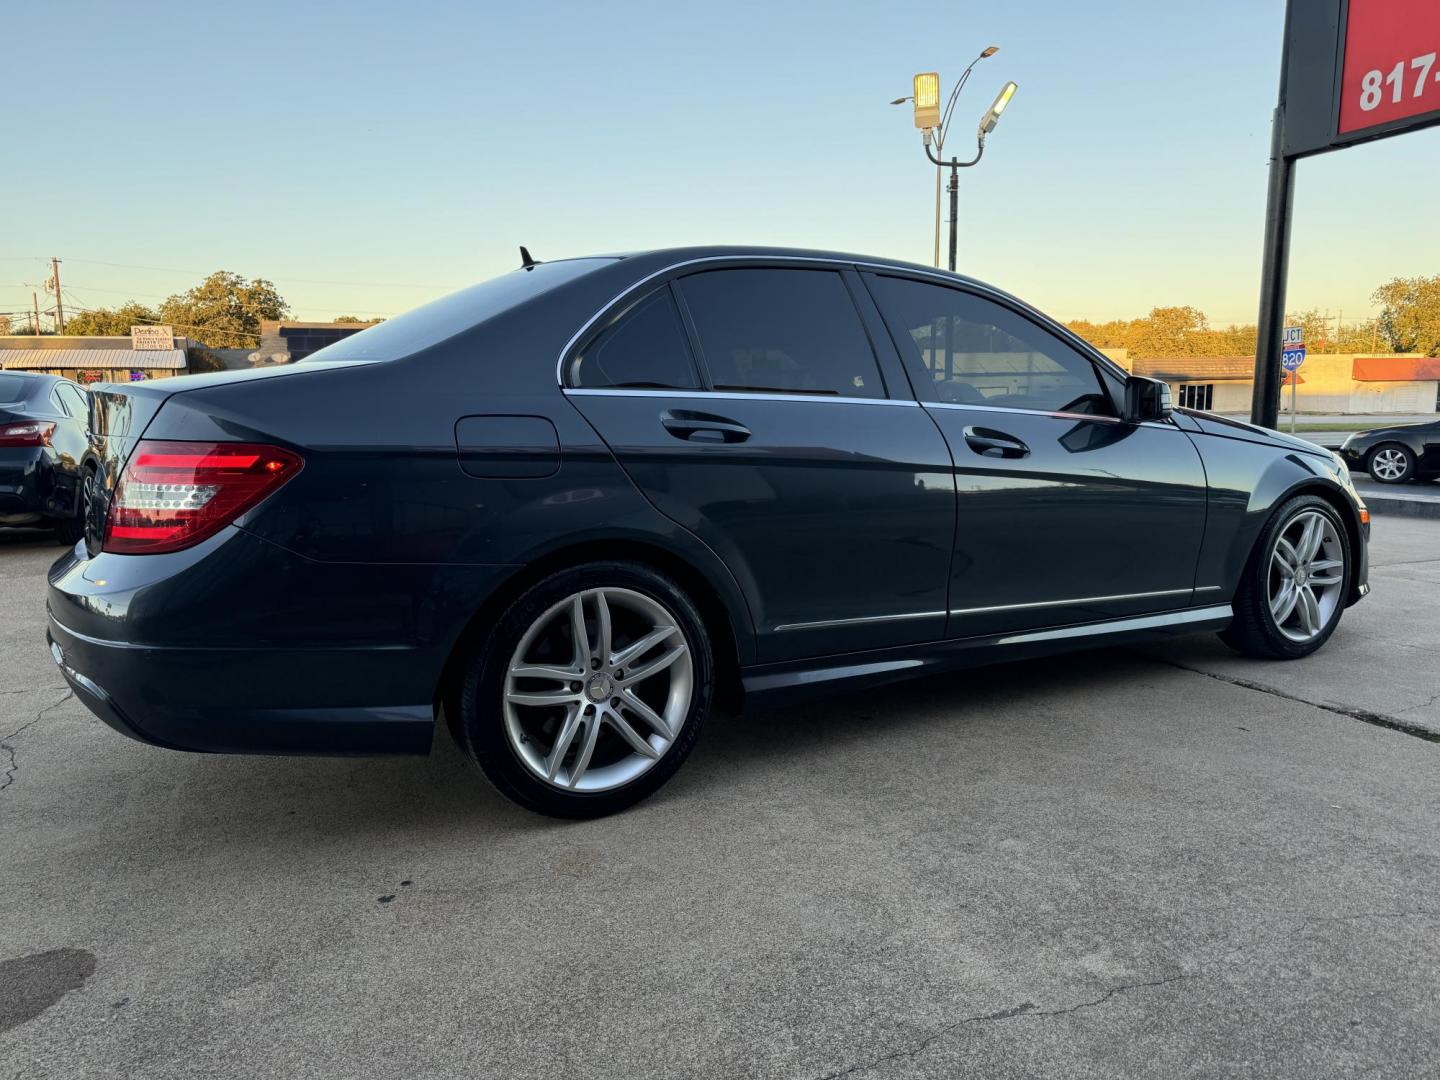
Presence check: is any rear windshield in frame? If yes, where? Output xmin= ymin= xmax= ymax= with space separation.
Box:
xmin=0 ymin=373 xmax=35 ymax=402
xmin=303 ymin=258 xmax=617 ymax=363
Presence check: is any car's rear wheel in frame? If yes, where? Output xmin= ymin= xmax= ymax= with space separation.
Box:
xmin=54 ymin=467 xmax=94 ymax=545
xmin=456 ymin=561 xmax=713 ymax=818
xmin=1220 ymin=494 xmax=1351 ymax=659
xmin=1367 ymin=443 xmax=1415 ymax=484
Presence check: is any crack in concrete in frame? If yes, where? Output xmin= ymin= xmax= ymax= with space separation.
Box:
xmin=1296 ymin=910 xmax=1438 ymax=925
xmin=0 ymin=690 xmax=73 ymax=793
xmin=1147 ymin=657 xmax=1440 ymax=743
xmin=811 ymin=974 xmax=1190 ymax=1080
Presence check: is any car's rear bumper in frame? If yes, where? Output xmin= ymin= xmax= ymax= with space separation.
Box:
xmin=45 ymin=526 xmax=516 ymax=756
xmin=46 ymin=614 xmax=435 ymax=754
xmin=0 ymin=448 xmax=49 ymax=518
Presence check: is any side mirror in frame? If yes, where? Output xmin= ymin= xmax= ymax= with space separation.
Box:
xmin=1124 ymin=375 xmax=1172 ymax=423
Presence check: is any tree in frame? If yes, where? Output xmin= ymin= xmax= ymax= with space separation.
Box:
xmin=157 ymin=271 xmax=289 ymax=348
xmin=62 ymin=301 xmax=161 ymax=337
xmin=1373 ymin=274 xmax=1440 ymax=356
xmin=333 ymin=315 xmax=365 ymax=323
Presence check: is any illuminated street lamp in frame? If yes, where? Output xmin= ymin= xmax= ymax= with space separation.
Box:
xmin=892 ymin=48 xmax=1016 ymax=271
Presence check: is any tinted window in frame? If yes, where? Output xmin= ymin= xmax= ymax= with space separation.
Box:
xmin=304 ymin=258 xmax=617 ymax=363
xmin=57 ymin=383 xmax=88 ymax=419
xmin=569 ymin=287 xmax=699 ymax=390
xmin=869 ymin=275 xmax=1112 ymax=415
xmin=0 ymin=374 xmax=32 ymax=402
xmin=679 ymin=269 xmax=885 ymax=398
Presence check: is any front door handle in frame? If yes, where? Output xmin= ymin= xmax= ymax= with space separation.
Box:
xmin=661 ymin=410 xmax=751 ymax=444
xmin=963 ymin=425 xmax=1029 ymax=459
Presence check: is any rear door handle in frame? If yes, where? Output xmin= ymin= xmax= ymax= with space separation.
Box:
xmin=963 ymin=425 xmax=1029 ymax=459
xmin=661 ymin=410 xmax=751 ymax=444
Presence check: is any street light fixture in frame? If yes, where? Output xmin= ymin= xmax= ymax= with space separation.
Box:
xmin=891 ymin=48 xmax=1016 ymax=272
xmin=978 ymin=81 xmax=1018 ymax=138
xmin=912 ymin=72 xmax=941 ymax=129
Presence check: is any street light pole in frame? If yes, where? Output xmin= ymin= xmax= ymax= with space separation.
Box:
xmin=923 ymin=137 xmax=984 ymax=272
xmin=895 ymin=54 xmax=1016 ymax=274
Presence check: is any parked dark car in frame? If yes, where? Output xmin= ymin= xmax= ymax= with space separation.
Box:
xmin=1338 ymin=419 xmax=1440 ymax=484
xmin=47 ymin=247 xmax=1370 ymax=817
xmin=1 ymin=371 xmax=92 ymax=542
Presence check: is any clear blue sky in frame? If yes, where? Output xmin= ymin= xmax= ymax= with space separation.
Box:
xmin=4 ymin=0 xmax=1438 ymax=330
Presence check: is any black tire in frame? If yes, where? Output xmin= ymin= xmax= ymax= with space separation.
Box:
xmin=1367 ymin=442 xmax=1415 ymax=484
xmin=1219 ymin=494 xmax=1352 ymax=660
xmin=455 ymin=560 xmax=713 ymax=818
xmin=54 ymin=468 xmax=94 ymax=545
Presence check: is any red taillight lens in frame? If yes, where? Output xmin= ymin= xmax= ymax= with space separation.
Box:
xmin=102 ymin=440 xmax=303 ymax=555
xmin=0 ymin=421 xmax=55 ymax=447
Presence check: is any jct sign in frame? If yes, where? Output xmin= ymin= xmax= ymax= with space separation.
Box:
xmin=1339 ymin=2 xmax=1440 ymax=137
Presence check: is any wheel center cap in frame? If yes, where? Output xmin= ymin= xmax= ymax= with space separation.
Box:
xmin=585 ymin=673 xmax=614 ymax=703
xmin=1295 ymin=567 xmax=1308 ymax=586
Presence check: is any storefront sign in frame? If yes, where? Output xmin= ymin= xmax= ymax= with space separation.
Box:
xmin=131 ymin=325 xmax=175 ymax=350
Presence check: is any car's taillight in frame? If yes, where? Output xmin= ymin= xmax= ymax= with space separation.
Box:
xmin=102 ymin=440 xmax=303 ymax=555
xmin=0 ymin=420 xmax=55 ymax=447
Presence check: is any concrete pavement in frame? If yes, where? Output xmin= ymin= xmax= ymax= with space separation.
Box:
xmin=1 ymin=523 xmax=1438 ymax=1079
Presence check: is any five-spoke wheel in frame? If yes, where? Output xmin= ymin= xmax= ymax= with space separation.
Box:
xmin=457 ymin=561 xmax=712 ymax=818
xmin=1221 ymin=494 xmax=1352 ymax=659
xmin=503 ymin=587 xmax=692 ymax=792
xmin=1267 ymin=510 xmax=1345 ymax=643
xmin=1367 ymin=444 xmax=1414 ymax=484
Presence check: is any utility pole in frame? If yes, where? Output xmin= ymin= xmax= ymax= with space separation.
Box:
xmin=32 ymin=292 xmax=41 ymax=335
xmin=48 ymin=257 xmax=65 ymax=333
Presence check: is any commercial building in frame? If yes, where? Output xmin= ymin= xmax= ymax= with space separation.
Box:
xmin=254 ymin=320 xmax=379 ymax=364
xmin=0 ymin=333 xmax=190 ymax=383
xmin=1110 ymin=352 xmax=1438 ymax=416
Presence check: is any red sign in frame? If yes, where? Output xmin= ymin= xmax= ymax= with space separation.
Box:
xmin=1338 ymin=1 xmax=1440 ymax=136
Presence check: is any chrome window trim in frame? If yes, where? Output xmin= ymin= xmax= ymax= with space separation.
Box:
xmin=555 ymin=253 xmax=1122 ymax=390
xmin=949 ymin=586 xmax=1194 ymax=618
xmin=773 ymin=609 xmax=947 ymax=633
xmin=564 ymin=388 xmax=918 ymax=407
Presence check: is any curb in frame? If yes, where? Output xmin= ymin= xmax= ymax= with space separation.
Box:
xmin=1363 ymin=493 xmax=1440 ymax=520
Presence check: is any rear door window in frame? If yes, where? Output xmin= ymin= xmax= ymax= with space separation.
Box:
xmin=677 ymin=268 xmax=887 ymax=398
xmin=57 ymin=383 xmax=88 ymax=419
xmin=568 ymin=287 xmax=699 ymax=390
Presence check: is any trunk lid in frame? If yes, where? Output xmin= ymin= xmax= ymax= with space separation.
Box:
xmin=83 ymin=364 xmax=371 ymax=555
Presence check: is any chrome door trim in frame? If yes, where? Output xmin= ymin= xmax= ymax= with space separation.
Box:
xmin=949 ymin=587 xmax=1194 ymax=618
xmin=923 ymin=401 xmax=1177 ymax=431
xmin=773 ymin=609 xmax=947 ymax=633
xmin=564 ymin=388 xmax=919 ymax=408
xmin=554 ymin=253 xmax=1130 ymax=388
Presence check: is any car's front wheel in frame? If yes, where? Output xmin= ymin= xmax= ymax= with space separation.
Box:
xmin=1367 ymin=443 xmax=1415 ymax=484
xmin=1220 ymin=494 xmax=1352 ymax=659
xmin=456 ymin=561 xmax=713 ymax=818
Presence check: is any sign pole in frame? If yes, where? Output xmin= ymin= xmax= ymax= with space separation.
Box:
xmin=1252 ymin=101 xmax=1295 ymax=431
xmin=1290 ymin=368 xmax=1298 ymax=433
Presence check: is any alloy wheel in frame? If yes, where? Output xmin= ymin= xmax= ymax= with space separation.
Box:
xmin=1370 ymin=447 xmax=1409 ymax=481
xmin=1267 ymin=510 xmax=1345 ymax=643
xmin=503 ymin=587 xmax=692 ymax=792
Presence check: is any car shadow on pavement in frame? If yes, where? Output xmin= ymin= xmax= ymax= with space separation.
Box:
xmin=40 ymin=647 xmax=1156 ymax=859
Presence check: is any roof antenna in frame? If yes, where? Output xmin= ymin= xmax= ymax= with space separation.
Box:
xmin=519 ymin=246 xmax=539 ymax=269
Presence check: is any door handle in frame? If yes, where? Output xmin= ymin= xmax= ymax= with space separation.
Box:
xmin=661 ymin=410 xmax=751 ymax=444
xmin=963 ymin=425 xmax=1029 ymax=459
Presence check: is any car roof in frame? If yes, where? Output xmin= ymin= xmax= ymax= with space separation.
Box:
xmin=599 ymin=244 xmax=988 ymax=284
